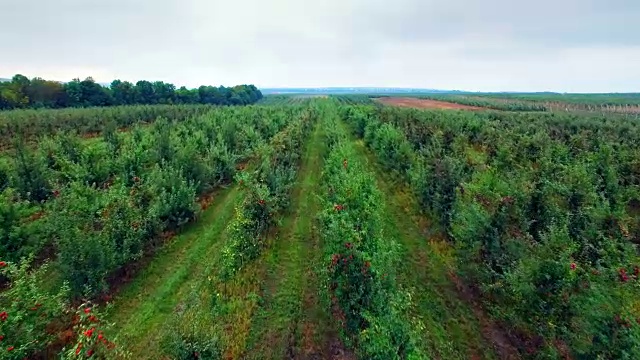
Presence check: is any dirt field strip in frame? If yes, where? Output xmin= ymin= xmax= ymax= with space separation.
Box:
xmin=106 ymin=185 xmax=242 ymax=358
xmin=347 ymin=134 xmax=510 ymax=359
xmin=375 ymin=97 xmax=485 ymax=110
xmin=243 ymin=122 xmax=338 ymax=359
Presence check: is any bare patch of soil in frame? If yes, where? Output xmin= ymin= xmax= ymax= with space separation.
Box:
xmin=375 ymin=97 xmax=485 ymax=110
xmin=198 ymin=192 xmax=215 ymax=210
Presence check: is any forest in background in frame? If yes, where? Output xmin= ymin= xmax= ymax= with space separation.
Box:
xmin=0 ymin=74 xmax=262 ymax=110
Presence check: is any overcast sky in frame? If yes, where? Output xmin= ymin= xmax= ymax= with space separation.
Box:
xmin=1 ymin=0 xmax=639 ymax=92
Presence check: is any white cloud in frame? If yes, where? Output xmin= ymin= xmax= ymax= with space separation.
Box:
xmin=0 ymin=0 xmax=638 ymax=91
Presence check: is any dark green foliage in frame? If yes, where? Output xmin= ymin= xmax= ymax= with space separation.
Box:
xmin=145 ymin=165 xmax=198 ymax=231
xmin=0 ymin=158 xmax=9 ymax=191
xmin=0 ymin=104 xmax=213 ymax=148
xmin=162 ymin=333 xmax=221 ymax=360
xmin=222 ymin=107 xmax=316 ymax=277
xmin=411 ymin=154 xmax=463 ymax=234
xmin=0 ymin=73 xmax=262 ymax=111
xmin=11 ymin=140 xmax=52 ymax=203
xmin=1 ymin=105 xmax=298 ymax=297
xmin=319 ymin=108 xmax=422 ymax=359
xmin=0 ymin=260 xmax=69 ymax=359
xmin=0 ymin=189 xmax=45 ymax=262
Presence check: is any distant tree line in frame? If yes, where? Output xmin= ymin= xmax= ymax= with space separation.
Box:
xmin=0 ymin=74 xmax=263 ymax=110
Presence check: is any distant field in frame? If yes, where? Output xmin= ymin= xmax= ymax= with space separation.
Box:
xmin=265 ymin=91 xmax=640 ymax=115
xmin=375 ymin=97 xmax=484 ymax=110
xmin=422 ymin=94 xmax=640 ymax=114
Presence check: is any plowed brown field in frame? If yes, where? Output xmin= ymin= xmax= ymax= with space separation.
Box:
xmin=375 ymin=97 xmax=484 ymax=110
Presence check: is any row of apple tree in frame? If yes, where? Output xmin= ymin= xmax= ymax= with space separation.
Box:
xmin=319 ymin=104 xmax=423 ymax=359
xmin=0 ymin=105 xmax=316 ymax=359
xmin=0 ymin=104 xmax=216 ymax=149
xmin=1 ymin=105 xmax=311 ymax=294
xmin=221 ymin=104 xmax=318 ymax=277
xmin=341 ymin=105 xmax=640 ymax=358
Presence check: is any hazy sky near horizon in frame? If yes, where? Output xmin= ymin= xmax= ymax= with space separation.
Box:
xmin=1 ymin=0 xmax=639 ymax=92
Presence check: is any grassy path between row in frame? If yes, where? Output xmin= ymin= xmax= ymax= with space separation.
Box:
xmin=242 ymin=122 xmax=336 ymax=359
xmin=106 ymin=185 xmax=242 ymax=358
xmin=200 ymin=121 xmax=348 ymax=359
xmin=107 ymin=121 xmax=341 ymax=359
xmin=348 ymin=135 xmax=506 ymax=359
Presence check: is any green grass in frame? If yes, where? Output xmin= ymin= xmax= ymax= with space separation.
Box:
xmin=202 ymin=121 xmax=337 ymax=358
xmin=243 ymin=122 xmax=333 ymax=359
xmin=349 ymin=137 xmax=500 ymax=359
xmin=108 ymin=121 xmax=334 ymax=359
xmin=106 ymin=185 xmax=242 ymax=358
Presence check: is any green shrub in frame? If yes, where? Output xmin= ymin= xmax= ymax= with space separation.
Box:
xmin=0 ymin=189 xmax=46 ymax=262
xmin=59 ymin=303 xmax=129 ymax=359
xmin=319 ymin=110 xmax=421 ymax=358
xmin=11 ymin=141 xmax=51 ymax=203
xmin=145 ymin=164 xmax=198 ymax=231
xmin=0 ymin=259 xmax=69 ymax=359
xmin=221 ymin=110 xmax=314 ymax=277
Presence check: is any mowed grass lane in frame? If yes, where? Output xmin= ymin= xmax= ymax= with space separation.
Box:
xmin=348 ymin=135 xmax=504 ymax=359
xmin=243 ymin=122 xmax=337 ymax=359
xmin=122 ymin=121 xmax=332 ymax=359
xmin=106 ymin=185 xmax=242 ymax=358
xmin=210 ymin=122 xmax=343 ymax=359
